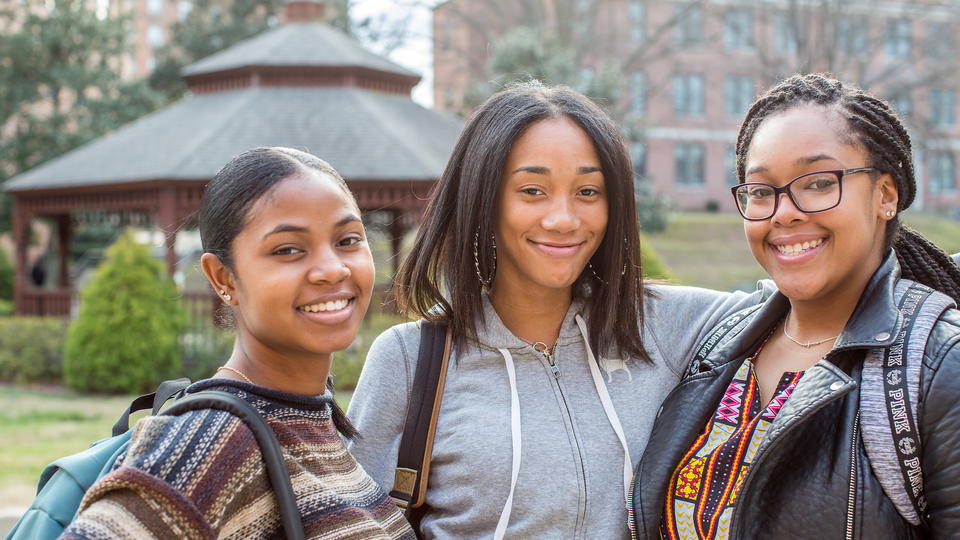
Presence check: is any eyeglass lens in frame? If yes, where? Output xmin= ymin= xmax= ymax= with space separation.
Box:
xmin=735 ymin=172 xmax=841 ymax=219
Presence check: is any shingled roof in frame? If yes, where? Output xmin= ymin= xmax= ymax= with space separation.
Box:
xmin=6 ymin=87 xmax=460 ymax=191
xmin=182 ymin=22 xmax=418 ymax=79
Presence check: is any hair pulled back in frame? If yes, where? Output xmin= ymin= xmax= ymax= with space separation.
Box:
xmin=198 ymin=146 xmax=351 ymax=272
xmin=736 ymin=73 xmax=960 ymax=303
xmin=394 ymin=81 xmax=649 ymax=360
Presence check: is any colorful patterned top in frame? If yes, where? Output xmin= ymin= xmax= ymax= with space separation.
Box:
xmin=663 ymin=357 xmax=804 ymax=540
xmin=61 ymin=379 xmax=414 ymax=540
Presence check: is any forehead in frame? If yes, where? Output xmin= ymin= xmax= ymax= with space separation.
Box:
xmin=508 ymin=116 xmax=598 ymax=160
xmin=244 ymin=171 xmax=357 ymax=230
xmin=746 ymin=104 xmax=867 ymax=171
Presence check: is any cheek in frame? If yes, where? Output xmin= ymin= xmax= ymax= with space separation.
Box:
xmin=350 ymin=249 xmax=376 ymax=290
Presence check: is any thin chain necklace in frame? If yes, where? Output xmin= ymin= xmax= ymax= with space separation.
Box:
xmin=215 ymin=365 xmax=253 ymax=384
xmin=782 ymin=312 xmax=840 ymax=349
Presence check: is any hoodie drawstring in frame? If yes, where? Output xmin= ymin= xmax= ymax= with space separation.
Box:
xmin=494 ymin=347 xmax=522 ymax=540
xmin=576 ymin=314 xmax=634 ymax=508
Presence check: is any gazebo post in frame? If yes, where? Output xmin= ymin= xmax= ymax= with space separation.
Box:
xmin=158 ymin=188 xmax=178 ymax=275
xmin=55 ymin=214 xmax=72 ymax=288
xmin=11 ymin=201 xmax=30 ymax=315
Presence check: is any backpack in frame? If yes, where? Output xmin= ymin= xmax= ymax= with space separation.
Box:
xmin=689 ymin=280 xmax=955 ymax=530
xmin=5 ymin=380 xmax=305 ymax=540
xmin=389 ymin=321 xmax=452 ymax=532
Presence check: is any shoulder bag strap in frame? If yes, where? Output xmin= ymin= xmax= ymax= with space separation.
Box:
xmin=391 ymin=320 xmax=452 ymax=521
xmin=686 ymin=303 xmax=763 ymax=377
xmin=162 ymin=391 xmax=305 ymax=540
xmin=111 ymin=378 xmax=191 ymax=437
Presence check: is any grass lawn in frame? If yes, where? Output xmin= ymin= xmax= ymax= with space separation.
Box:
xmin=0 ymin=384 xmax=352 ymax=510
xmin=645 ymin=211 xmax=960 ymax=291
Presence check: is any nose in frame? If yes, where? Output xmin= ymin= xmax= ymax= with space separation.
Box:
xmin=306 ymin=248 xmax=350 ymax=284
xmin=771 ymin=192 xmax=806 ymax=226
xmin=540 ymin=195 xmax=580 ymax=232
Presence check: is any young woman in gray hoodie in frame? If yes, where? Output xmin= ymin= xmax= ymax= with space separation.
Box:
xmin=347 ymin=82 xmax=769 ymax=539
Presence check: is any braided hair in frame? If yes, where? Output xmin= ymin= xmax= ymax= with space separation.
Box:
xmin=735 ymin=73 xmax=960 ymax=304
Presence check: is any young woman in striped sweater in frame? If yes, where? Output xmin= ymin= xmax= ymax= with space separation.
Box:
xmin=62 ymin=147 xmax=414 ymax=540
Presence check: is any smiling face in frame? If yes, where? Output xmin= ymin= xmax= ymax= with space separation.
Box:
xmin=225 ymin=170 xmax=374 ymax=361
xmin=742 ymin=104 xmax=898 ymax=302
xmin=492 ymin=116 xmax=608 ymax=297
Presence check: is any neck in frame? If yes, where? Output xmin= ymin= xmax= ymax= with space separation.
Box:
xmin=488 ymin=279 xmax=572 ymax=347
xmin=785 ymin=282 xmax=869 ymax=347
xmin=220 ymin=334 xmax=331 ymax=395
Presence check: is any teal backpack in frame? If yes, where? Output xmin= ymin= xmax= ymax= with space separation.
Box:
xmin=5 ymin=379 xmax=305 ymax=540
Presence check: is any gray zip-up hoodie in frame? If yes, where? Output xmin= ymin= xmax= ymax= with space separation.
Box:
xmin=347 ymin=284 xmax=768 ymax=539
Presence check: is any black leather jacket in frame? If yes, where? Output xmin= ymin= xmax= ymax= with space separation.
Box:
xmin=632 ymin=252 xmax=960 ymax=539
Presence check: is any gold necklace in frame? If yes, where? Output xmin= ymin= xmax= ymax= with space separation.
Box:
xmin=215 ymin=365 xmax=253 ymax=384
xmin=782 ymin=312 xmax=840 ymax=349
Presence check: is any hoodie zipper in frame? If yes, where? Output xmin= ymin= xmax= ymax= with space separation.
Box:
xmin=535 ymin=342 xmax=561 ymax=379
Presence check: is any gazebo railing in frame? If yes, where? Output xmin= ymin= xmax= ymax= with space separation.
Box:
xmin=18 ymin=287 xmax=73 ymax=317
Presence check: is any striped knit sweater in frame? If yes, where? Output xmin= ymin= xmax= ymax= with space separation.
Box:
xmin=61 ymin=379 xmax=414 ymax=540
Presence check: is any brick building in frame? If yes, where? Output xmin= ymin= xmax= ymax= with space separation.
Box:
xmin=433 ymin=0 xmax=960 ymax=212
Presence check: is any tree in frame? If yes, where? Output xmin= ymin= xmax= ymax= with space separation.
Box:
xmin=0 ymin=0 xmax=164 ymax=229
xmin=64 ymin=230 xmax=185 ymax=393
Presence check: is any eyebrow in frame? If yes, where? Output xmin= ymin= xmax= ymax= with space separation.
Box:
xmin=261 ymin=214 xmax=361 ymax=240
xmin=511 ymin=165 xmax=602 ymax=175
xmin=745 ymin=154 xmax=839 ymax=176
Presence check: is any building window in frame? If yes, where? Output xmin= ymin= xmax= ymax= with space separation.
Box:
xmin=147 ymin=0 xmax=162 ymax=17
xmin=928 ymin=22 xmax=954 ymax=60
xmin=629 ymin=0 xmax=645 ymax=44
xmin=675 ymin=143 xmax=705 ymax=186
xmin=888 ymin=90 xmax=912 ymax=118
xmin=723 ymin=8 xmax=753 ymax=49
xmin=724 ymin=76 xmax=753 ymax=118
xmin=630 ymin=72 xmax=646 ymax=115
xmin=673 ymin=4 xmax=704 ymax=47
xmin=631 ymin=141 xmax=647 ymax=177
xmin=931 ymin=88 xmax=955 ymax=128
xmin=885 ymin=19 xmax=911 ymax=58
xmin=773 ymin=12 xmax=800 ymax=54
xmin=673 ymin=73 xmax=705 ymax=117
xmin=836 ymin=16 xmax=867 ymax=56
xmin=178 ymin=0 xmax=193 ymax=21
xmin=930 ymin=152 xmax=956 ymax=193
xmin=147 ymin=24 xmax=165 ymax=47
xmin=725 ymin=145 xmax=738 ymax=186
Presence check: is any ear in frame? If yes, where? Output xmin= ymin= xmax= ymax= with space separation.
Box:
xmin=200 ymin=252 xmax=236 ymax=305
xmin=876 ymin=173 xmax=899 ymax=220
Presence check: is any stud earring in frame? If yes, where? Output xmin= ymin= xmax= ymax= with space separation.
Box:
xmin=885 ymin=210 xmax=895 ymax=218
xmin=219 ymin=289 xmax=232 ymax=301
xmin=473 ymin=228 xmax=496 ymax=291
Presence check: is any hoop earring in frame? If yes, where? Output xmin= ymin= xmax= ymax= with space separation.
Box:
xmin=588 ymin=261 xmax=607 ymax=284
xmin=473 ymin=228 xmax=496 ymax=291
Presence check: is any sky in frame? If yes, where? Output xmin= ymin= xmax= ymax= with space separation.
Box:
xmin=350 ymin=0 xmax=437 ymax=107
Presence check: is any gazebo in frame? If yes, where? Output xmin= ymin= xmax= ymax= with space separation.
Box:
xmin=6 ymin=1 xmax=462 ymax=316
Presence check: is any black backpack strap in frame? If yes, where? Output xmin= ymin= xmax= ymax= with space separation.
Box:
xmin=391 ymin=320 xmax=452 ymax=522
xmin=111 ymin=378 xmax=191 ymax=436
xmin=162 ymin=391 xmax=305 ymax=540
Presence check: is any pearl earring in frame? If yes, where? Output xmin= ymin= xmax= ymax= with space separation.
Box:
xmin=219 ymin=289 xmax=232 ymax=301
xmin=885 ymin=210 xmax=895 ymax=218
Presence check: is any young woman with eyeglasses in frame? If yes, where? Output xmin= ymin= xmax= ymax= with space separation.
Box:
xmin=632 ymin=74 xmax=960 ymax=539
xmin=346 ymin=82 xmax=771 ymax=539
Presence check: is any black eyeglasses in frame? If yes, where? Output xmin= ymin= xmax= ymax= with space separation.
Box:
xmin=731 ymin=168 xmax=875 ymax=221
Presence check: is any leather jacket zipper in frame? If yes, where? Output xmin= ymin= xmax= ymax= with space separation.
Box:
xmin=846 ymin=411 xmax=860 ymax=540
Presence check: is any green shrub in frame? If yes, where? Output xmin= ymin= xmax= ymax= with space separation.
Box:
xmin=640 ymin=234 xmax=673 ymax=281
xmin=64 ymin=230 xmax=185 ymax=393
xmin=0 ymin=317 xmax=68 ymax=383
xmin=0 ymin=245 xmax=13 ymax=302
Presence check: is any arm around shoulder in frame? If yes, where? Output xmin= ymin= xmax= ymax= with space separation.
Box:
xmin=347 ymin=322 xmax=419 ymax=493
xmin=920 ymin=315 xmax=960 ymax=536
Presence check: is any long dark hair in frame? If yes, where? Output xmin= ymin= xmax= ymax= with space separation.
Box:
xmin=735 ymin=73 xmax=960 ymax=303
xmin=394 ymin=81 xmax=649 ymax=360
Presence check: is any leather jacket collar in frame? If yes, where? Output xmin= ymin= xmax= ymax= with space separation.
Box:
xmin=700 ymin=250 xmax=902 ymax=372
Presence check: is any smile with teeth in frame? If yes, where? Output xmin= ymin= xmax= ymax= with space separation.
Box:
xmin=298 ymin=299 xmax=350 ymax=313
xmin=774 ymin=238 xmax=825 ymax=256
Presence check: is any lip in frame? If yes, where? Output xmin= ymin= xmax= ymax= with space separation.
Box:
xmin=768 ymin=235 xmax=828 ymax=265
xmin=529 ymin=240 xmax=585 ymax=258
xmin=295 ymin=293 xmax=357 ymax=325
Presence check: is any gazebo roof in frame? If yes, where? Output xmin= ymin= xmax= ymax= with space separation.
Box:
xmin=182 ymin=22 xmax=418 ymax=80
xmin=5 ymin=86 xmax=461 ymax=192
